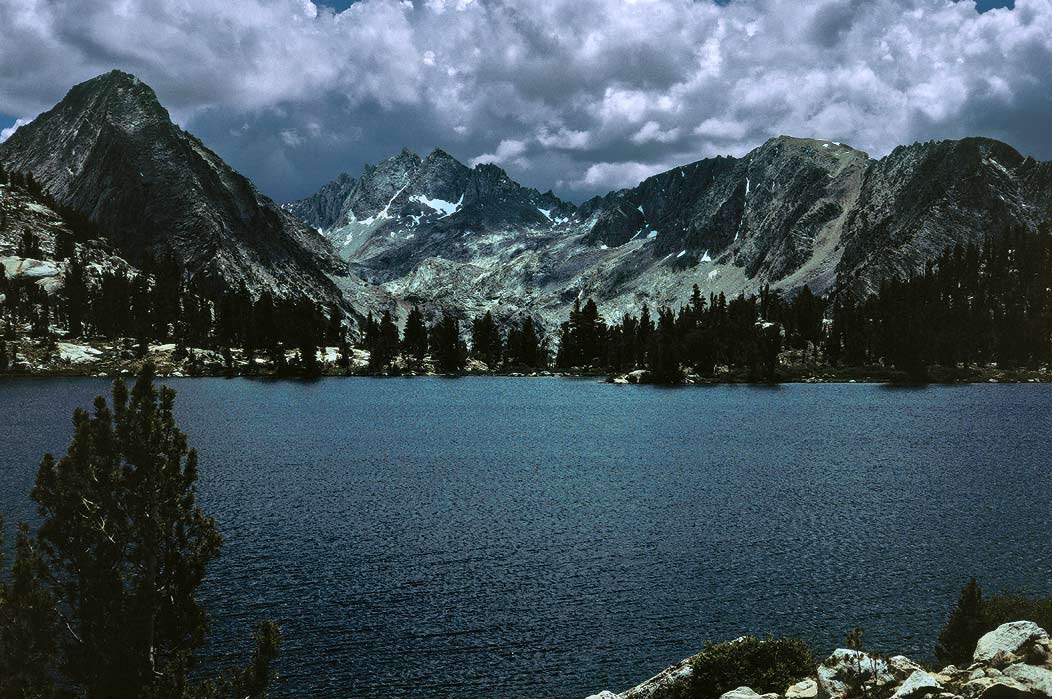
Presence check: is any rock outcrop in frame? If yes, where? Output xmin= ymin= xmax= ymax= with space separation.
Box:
xmin=586 ymin=621 xmax=1052 ymax=699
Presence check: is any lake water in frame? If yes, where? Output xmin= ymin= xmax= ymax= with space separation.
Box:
xmin=2 ymin=377 xmax=1051 ymax=698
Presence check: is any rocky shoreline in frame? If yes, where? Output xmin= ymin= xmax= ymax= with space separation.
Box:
xmin=3 ymin=336 xmax=1051 ymax=384
xmin=587 ymin=621 xmax=1052 ymax=699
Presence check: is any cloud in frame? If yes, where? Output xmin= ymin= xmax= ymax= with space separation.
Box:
xmin=0 ymin=118 xmax=32 ymax=143
xmin=576 ymin=161 xmax=668 ymax=191
xmin=0 ymin=0 xmax=1049 ymax=202
xmin=470 ymin=139 xmax=528 ymax=168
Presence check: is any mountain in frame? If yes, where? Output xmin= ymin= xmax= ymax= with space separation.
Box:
xmin=0 ymin=172 xmax=136 ymax=299
xmin=6 ymin=70 xmax=1050 ymax=331
xmin=291 ymin=135 xmax=1052 ymax=326
xmin=0 ymin=70 xmax=351 ymax=306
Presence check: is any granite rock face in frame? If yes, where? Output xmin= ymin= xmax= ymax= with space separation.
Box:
xmin=0 ymin=71 xmax=350 ymax=306
xmin=290 ymin=134 xmax=1052 ymax=329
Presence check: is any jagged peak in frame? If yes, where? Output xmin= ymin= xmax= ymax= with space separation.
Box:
xmin=363 ymin=148 xmax=421 ymax=176
xmin=423 ymin=147 xmax=459 ymax=163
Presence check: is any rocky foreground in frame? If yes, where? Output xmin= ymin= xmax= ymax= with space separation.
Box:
xmin=588 ymin=621 xmax=1052 ymax=699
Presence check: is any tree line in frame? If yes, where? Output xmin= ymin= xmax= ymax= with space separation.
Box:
xmin=360 ymin=307 xmax=549 ymax=374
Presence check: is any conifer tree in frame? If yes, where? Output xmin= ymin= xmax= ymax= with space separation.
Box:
xmin=507 ymin=315 xmax=543 ymax=368
xmin=0 ymin=518 xmax=59 ymax=699
xmin=402 ymin=305 xmax=429 ymax=364
xmin=936 ymin=578 xmax=985 ymax=667
xmin=25 ymin=364 xmax=279 ymax=698
xmin=430 ymin=313 xmax=467 ymax=374
xmin=63 ymin=254 xmax=89 ymax=337
xmin=368 ymin=310 xmax=401 ymax=373
xmin=648 ymin=307 xmax=683 ymax=384
xmin=470 ymin=310 xmax=503 ymax=369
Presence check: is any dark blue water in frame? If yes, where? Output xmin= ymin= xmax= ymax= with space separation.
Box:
xmin=2 ymin=378 xmax=1051 ymax=698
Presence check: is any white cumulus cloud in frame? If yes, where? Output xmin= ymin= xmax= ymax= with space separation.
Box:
xmin=0 ymin=0 xmax=1048 ymax=201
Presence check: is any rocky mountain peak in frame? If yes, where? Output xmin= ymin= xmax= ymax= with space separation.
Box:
xmin=0 ymin=70 xmax=349 ymax=306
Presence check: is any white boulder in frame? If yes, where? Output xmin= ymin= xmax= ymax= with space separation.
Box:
xmin=586 ymin=693 xmax=620 ymax=699
xmin=719 ymin=688 xmax=762 ymax=699
xmin=785 ymin=678 xmax=818 ymax=698
xmin=974 ymin=622 xmax=1049 ymax=664
xmin=818 ymin=649 xmax=892 ymax=699
xmin=890 ymin=670 xmax=943 ymax=698
xmin=960 ymin=676 xmax=1032 ymax=698
xmin=1004 ymin=663 xmax=1052 ymax=696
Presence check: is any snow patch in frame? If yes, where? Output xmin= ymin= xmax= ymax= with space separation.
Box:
xmin=537 ymin=207 xmax=552 ymax=221
xmin=412 ymin=192 xmax=463 ymax=218
xmin=708 ymin=268 xmax=720 ymax=280
xmin=646 ymin=230 xmax=658 ymax=239
xmin=676 ymin=249 xmax=687 ymax=258
xmin=701 ymin=250 xmax=712 ymax=262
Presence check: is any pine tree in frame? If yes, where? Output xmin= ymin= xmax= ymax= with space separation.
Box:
xmin=28 ymin=364 xmax=278 ymax=697
xmin=325 ymin=304 xmax=344 ymax=346
xmin=430 ymin=313 xmax=467 ymax=374
xmin=470 ymin=311 xmax=502 ymax=369
xmin=299 ymin=335 xmax=320 ymax=377
xmin=648 ymin=307 xmax=683 ymax=384
xmin=0 ymin=518 xmax=59 ymax=699
xmin=17 ymin=230 xmax=43 ymax=259
xmin=402 ymin=305 xmax=428 ymax=365
xmin=507 ymin=315 xmax=543 ymax=368
xmin=0 ymin=338 xmax=8 ymax=372
xmin=368 ymin=310 xmax=401 ymax=373
xmin=936 ymin=578 xmax=985 ymax=667
xmin=64 ymin=254 xmax=89 ymax=337
xmin=54 ymin=230 xmax=76 ymax=261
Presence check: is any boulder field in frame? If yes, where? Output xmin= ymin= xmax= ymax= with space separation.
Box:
xmin=587 ymin=621 xmax=1052 ymax=699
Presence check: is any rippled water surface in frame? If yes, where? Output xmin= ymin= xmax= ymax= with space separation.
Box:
xmin=2 ymin=377 xmax=1052 ymax=698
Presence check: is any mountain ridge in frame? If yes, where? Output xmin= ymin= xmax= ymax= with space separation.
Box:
xmin=0 ymin=70 xmax=353 ymax=308
xmin=288 ymin=132 xmax=1052 ymax=326
xmin=4 ymin=70 xmax=1051 ymax=332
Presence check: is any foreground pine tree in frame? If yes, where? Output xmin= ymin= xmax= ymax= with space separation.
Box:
xmin=0 ymin=363 xmax=279 ymax=698
xmin=936 ymin=578 xmax=985 ymax=667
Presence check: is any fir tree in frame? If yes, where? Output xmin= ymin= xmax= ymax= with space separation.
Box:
xmin=430 ymin=313 xmax=467 ymax=374
xmin=507 ymin=315 xmax=543 ymax=368
xmin=648 ymin=307 xmax=683 ymax=384
xmin=368 ymin=310 xmax=401 ymax=373
xmin=936 ymin=578 xmax=985 ymax=668
xmin=17 ymin=231 xmax=44 ymax=259
xmin=63 ymin=254 xmax=89 ymax=337
xmin=402 ymin=305 xmax=429 ymax=365
xmin=25 ymin=365 xmax=279 ymax=697
xmin=0 ymin=518 xmax=59 ymax=699
xmin=470 ymin=310 xmax=503 ymax=369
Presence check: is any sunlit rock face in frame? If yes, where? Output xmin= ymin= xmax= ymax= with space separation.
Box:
xmin=290 ymin=134 xmax=1052 ymax=329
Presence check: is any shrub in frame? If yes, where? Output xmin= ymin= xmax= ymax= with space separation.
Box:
xmin=666 ymin=636 xmax=816 ymax=699
xmin=984 ymin=594 xmax=1052 ymax=637
xmin=936 ymin=579 xmax=1052 ymax=667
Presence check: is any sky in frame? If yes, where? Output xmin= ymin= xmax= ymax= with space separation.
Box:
xmin=0 ymin=0 xmax=1045 ymax=204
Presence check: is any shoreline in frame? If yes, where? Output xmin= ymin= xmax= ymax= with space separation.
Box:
xmin=4 ymin=337 xmax=1050 ymax=385
xmin=2 ymin=367 xmax=1050 ymax=385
